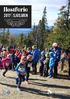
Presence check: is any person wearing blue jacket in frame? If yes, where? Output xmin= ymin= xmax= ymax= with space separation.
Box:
xmin=15 ymin=55 xmax=27 ymax=91
xmin=51 ymin=43 xmax=61 ymax=78
xmin=32 ymin=45 xmax=41 ymax=74
xmin=49 ymin=52 xmax=55 ymax=78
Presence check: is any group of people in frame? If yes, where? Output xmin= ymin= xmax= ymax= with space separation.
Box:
xmin=39 ymin=43 xmax=70 ymax=78
xmin=0 ymin=43 xmax=70 ymax=91
xmin=0 ymin=45 xmax=41 ymax=91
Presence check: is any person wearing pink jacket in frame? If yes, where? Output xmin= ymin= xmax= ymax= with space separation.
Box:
xmin=0 ymin=57 xmax=3 ymax=69
xmin=2 ymin=54 xmax=12 ymax=76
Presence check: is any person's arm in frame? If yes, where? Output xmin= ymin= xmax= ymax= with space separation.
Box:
xmin=49 ymin=58 xmax=55 ymax=67
xmin=15 ymin=62 xmax=21 ymax=72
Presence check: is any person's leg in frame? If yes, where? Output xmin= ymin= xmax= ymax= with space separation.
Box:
xmin=14 ymin=62 xmax=17 ymax=70
xmin=16 ymin=74 xmax=22 ymax=90
xmin=32 ymin=62 xmax=37 ymax=74
xmin=9 ymin=63 xmax=12 ymax=70
xmin=61 ymin=59 xmax=64 ymax=71
xmin=32 ymin=62 xmax=35 ymax=74
xmin=22 ymin=76 xmax=25 ymax=81
xmin=12 ymin=62 xmax=15 ymax=71
xmin=34 ymin=62 xmax=37 ymax=74
xmin=43 ymin=65 xmax=47 ymax=77
xmin=54 ymin=61 xmax=58 ymax=78
xmin=44 ymin=60 xmax=49 ymax=77
xmin=50 ymin=67 xmax=53 ymax=78
xmin=26 ymin=67 xmax=30 ymax=81
xmin=3 ymin=68 xmax=8 ymax=76
xmin=39 ymin=63 xmax=44 ymax=76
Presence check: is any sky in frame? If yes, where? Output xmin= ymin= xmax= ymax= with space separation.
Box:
xmin=0 ymin=0 xmax=67 ymax=26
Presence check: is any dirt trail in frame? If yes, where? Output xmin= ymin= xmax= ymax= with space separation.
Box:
xmin=0 ymin=70 xmax=70 ymax=99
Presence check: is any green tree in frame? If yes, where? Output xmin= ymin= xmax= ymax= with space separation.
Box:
xmin=45 ymin=0 xmax=70 ymax=49
xmin=16 ymin=33 xmax=25 ymax=48
xmin=36 ymin=6 xmax=47 ymax=50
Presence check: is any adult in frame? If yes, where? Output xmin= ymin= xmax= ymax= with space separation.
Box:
xmin=32 ymin=45 xmax=41 ymax=74
xmin=51 ymin=43 xmax=61 ymax=78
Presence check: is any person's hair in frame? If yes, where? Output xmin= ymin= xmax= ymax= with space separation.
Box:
xmin=20 ymin=55 xmax=26 ymax=62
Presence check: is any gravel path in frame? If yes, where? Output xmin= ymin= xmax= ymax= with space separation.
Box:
xmin=0 ymin=70 xmax=70 ymax=99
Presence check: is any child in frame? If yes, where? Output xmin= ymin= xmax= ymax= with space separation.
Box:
xmin=15 ymin=55 xmax=27 ymax=91
xmin=11 ymin=51 xmax=19 ymax=70
xmin=39 ymin=51 xmax=46 ymax=76
xmin=2 ymin=54 xmax=12 ymax=76
xmin=49 ymin=52 xmax=55 ymax=78
xmin=0 ymin=57 xmax=3 ymax=69
xmin=26 ymin=54 xmax=33 ymax=83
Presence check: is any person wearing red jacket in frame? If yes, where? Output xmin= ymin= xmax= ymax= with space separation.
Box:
xmin=2 ymin=54 xmax=12 ymax=76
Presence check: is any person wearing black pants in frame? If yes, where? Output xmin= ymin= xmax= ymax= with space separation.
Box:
xmin=16 ymin=74 xmax=25 ymax=89
xmin=3 ymin=67 xmax=8 ymax=76
xmin=26 ymin=66 xmax=30 ymax=81
xmin=51 ymin=43 xmax=61 ymax=78
xmin=53 ymin=60 xmax=59 ymax=78
xmin=26 ymin=55 xmax=33 ymax=83
xmin=32 ymin=62 xmax=37 ymax=74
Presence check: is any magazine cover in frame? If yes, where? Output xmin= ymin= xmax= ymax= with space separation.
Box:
xmin=0 ymin=0 xmax=70 ymax=99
